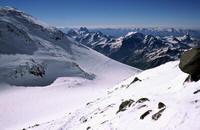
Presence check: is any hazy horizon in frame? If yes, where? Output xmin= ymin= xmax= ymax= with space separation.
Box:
xmin=57 ymin=25 xmax=200 ymax=30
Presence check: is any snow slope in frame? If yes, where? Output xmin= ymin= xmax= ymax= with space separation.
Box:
xmin=0 ymin=6 xmax=139 ymax=130
xmin=0 ymin=6 xmax=139 ymax=86
xmin=0 ymin=6 xmax=90 ymax=86
xmin=28 ymin=61 xmax=200 ymax=130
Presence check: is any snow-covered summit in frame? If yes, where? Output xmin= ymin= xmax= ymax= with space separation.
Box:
xmin=0 ymin=6 xmax=54 ymax=30
xmin=125 ymin=31 xmax=145 ymax=40
xmin=180 ymin=34 xmax=193 ymax=42
xmin=125 ymin=31 xmax=136 ymax=37
xmin=0 ymin=6 xmax=22 ymax=13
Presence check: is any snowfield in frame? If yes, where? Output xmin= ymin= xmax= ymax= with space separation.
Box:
xmin=27 ymin=61 xmax=200 ymax=130
xmin=0 ymin=6 xmax=139 ymax=130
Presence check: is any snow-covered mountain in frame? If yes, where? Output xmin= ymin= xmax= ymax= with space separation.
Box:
xmin=67 ymin=28 xmax=200 ymax=69
xmin=89 ymin=27 xmax=200 ymax=38
xmin=0 ymin=7 xmax=139 ymax=86
xmin=26 ymin=61 xmax=200 ymax=130
xmin=0 ymin=6 xmax=140 ymax=130
xmin=67 ymin=27 xmax=114 ymax=47
xmin=111 ymin=33 xmax=200 ymax=69
xmin=0 ymin=6 xmax=91 ymax=86
xmin=60 ymin=27 xmax=200 ymax=38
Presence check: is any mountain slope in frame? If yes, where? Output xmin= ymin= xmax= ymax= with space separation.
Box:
xmin=28 ymin=61 xmax=200 ymax=130
xmin=0 ymin=6 xmax=90 ymax=86
xmin=0 ymin=6 xmax=140 ymax=130
xmin=0 ymin=7 xmax=139 ymax=86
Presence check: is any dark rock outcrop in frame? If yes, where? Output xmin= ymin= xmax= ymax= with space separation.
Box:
xmin=116 ymin=99 xmax=134 ymax=113
xmin=179 ymin=47 xmax=200 ymax=81
xmin=152 ymin=108 xmax=165 ymax=120
xmin=140 ymin=110 xmax=152 ymax=120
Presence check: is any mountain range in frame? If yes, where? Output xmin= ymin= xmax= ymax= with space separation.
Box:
xmin=90 ymin=27 xmax=200 ymax=38
xmin=60 ymin=27 xmax=200 ymax=38
xmin=67 ymin=27 xmax=200 ymax=69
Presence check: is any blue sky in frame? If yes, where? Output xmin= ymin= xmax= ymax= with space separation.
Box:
xmin=0 ymin=0 xmax=200 ymax=28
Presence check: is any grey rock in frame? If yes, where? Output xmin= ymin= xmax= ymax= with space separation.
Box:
xmin=179 ymin=47 xmax=200 ymax=81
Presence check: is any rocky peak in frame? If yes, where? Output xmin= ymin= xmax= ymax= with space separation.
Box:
xmin=144 ymin=34 xmax=156 ymax=42
xmin=181 ymin=34 xmax=192 ymax=42
xmin=67 ymin=29 xmax=78 ymax=37
xmin=94 ymin=31 xmax=103 ymax=36
xmin=172 ymin=36 xmax=180 ymax=42
xmin=79 ymin=27 xmax=89 ymax=33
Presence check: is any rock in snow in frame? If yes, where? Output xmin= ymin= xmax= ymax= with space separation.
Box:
xmin=179 ymin=47 xmax=200 ymax=81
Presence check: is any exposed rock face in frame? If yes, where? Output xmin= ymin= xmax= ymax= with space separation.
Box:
xmin=179 ymin=47 xmax=200 ymax=81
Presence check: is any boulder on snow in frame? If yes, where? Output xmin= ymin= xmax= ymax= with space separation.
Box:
xmin=158 ymin=102 xmax=166 ymax=109
xmin=136 ymin=98 xmax=150 ymax=103
xmin=152 ymin=108 xmax=165 ymax=120
xmin=140 ymin=110 xmax=152 ymax=120
xmin=116 ymin=99 xmax=134 ymax=113
xmin=179 ymin=47 xmax=200 ymax=81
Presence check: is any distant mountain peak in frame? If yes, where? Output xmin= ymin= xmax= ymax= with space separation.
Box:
xmin=125 ymin=32 xmax=137 ymax=37
xmin=67 ymin=29 xmax=78 ymax=36
xmin=79 ymin=27 xmax=89 ymax=32
xmin=95 ymin=31 xmax=103 ymax=36
xmin=172 ymin=36 xmax=180 ymax=42
xmin=183 ymin=33 xmax=191 ymax=39
xmin=182 ymin=34 xmax=192 ymax=42
xmin=125 ymin=32 xmax=145 ymax=40
xmin=144 ymin=34 xmax=155 ymax=40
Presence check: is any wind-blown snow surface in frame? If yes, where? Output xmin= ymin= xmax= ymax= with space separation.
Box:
xmin=28 ymin=61 xmax=200 ymax=130
xmin=0 ymin=6 xmax=139 ymax=130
